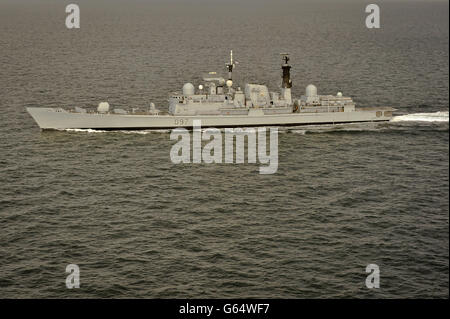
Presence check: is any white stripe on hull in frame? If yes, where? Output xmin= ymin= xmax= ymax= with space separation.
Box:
xmin=26 ymin=107 xmax=393 ymax=130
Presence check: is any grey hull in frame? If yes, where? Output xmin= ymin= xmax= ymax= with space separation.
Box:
xmin=27 ymin=107 xmax=394 ymax=130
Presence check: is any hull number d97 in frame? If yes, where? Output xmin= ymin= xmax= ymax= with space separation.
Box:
xmin=174 ymin=119 xmax=188 ymax=126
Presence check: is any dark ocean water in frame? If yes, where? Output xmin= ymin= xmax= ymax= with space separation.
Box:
xmin=0 ymin=0 xmax=448 ymax=298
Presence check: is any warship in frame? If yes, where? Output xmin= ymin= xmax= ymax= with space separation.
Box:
xmin=26 ymin=52 xmax=395 ymax=130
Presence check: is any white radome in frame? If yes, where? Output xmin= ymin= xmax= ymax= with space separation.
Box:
xmin=97 ymin=102 xmax=110 ymax=113
xmin=226 ymin=80 xmax=233 ymax=87
xmin=306 ymin=84 xmax=317 ymax=97
xmin=199 ymin=84 xmax=204 ymax=90
xmin=182 ymin=83 xmax=195 ymax=96
xmin=337 ymin=92 xmax=343 ymax=97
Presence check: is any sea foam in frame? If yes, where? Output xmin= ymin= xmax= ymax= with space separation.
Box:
xmin=390 ymin=111 xmax=449 ymax=123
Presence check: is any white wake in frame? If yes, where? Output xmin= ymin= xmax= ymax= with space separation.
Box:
xmin=390 ymin=111 xmax=449 ymax=123
xmin=63 ymin=128 xmax=107 ymax=133
xmin=62 ymin=128 xmax=171 ymax=134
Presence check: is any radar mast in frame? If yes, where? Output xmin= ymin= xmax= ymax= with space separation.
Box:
xmin=226 ymin=50 xmax=234 ymax=81
xmin=280 ymin=53 xmax=292 ymax=104
xmin=280 ymin=53 xmax=292 ymax=89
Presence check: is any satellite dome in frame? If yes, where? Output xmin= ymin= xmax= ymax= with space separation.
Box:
xmin=306 ymin=84 xmax=317 ymax=97
xmin=337 ymin=92 xmax=343 ymax=97
xmin=182 ymin=83 xmax=195 ymax=96
xmin=226 ymin=80 xmax=233 ymax=87
xmin=97 ymin=102 xmax=110 ymax=113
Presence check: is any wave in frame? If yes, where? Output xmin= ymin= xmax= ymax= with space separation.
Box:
xmin=120 ymin=129 xmax=171 ymax=134
xmin=63 ymin=128 xmax=107 ymax=133
xmin=290 ymin=129 xmax=307 ymax=135
xmin=390 ymin=111 xmax=449 ymax=123
xmin=62 ymin=128 xmax=171 ymax=134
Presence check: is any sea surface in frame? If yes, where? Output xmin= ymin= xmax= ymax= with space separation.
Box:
xmin=0 ymin=0 xmax=448 ymax=298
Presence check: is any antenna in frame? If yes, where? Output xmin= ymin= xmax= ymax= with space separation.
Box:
xmin=280 ymin=52 xmax=290 ymax=65
xmin=226 ymin=50 xmax=235 ymax=81
xmin=280 ymin=53 xmax=292 ymax=89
